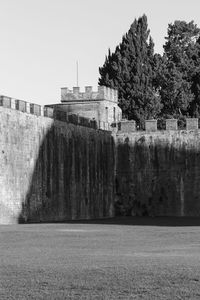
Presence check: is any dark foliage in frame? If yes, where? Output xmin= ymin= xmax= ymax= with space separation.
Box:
xmin=99 ymin=15 xmax=162 ymax=126
xmin=99 ymin=17 xmax=200 ymax=123
xmin=160 ymin=20 xmax=200 ymax=118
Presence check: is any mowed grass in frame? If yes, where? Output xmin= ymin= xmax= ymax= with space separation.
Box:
xmin=1 ymin=218 xmax=200 ymax=299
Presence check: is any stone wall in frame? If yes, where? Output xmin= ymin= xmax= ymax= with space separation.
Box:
xmin=61 ymin=86 xmax=118 ymax=102
xmin=0 ymin=94 xmax=98 ymax=129
xmin=116 ymin=130 xmax=200 ymax=217
xmin=2 ymin=99 xmax=200 ymax=223
xmin=0 ymin=107 xmax=115 ymax=224
xmin=51 ymin=100 xmax=121 ymax=131
xmin=50 ymin=86 xmax=122 ymax=130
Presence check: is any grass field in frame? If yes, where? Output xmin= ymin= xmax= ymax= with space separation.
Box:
xmin=1 ymin=217 xmax=200 ymax=299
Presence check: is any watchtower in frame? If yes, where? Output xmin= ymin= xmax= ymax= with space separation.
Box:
xmin=46 ymin=86 xmax=122 ymax=130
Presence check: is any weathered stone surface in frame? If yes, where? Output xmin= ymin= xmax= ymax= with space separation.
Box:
xmin=116 ymin=131 xmax=200 ymax=217
xmin=61 ymin=86 xmax=118 ymax=102
xmin=49 ymin=86 xmax=122 ymax=130
xmin=120 ymin=120 xmax=136 ymax=132
xmin=186 ymin=118 xmax=198 ymax=130
xmin=15 ymin=100 xmax=26 ymax=112
xmin=30 ymin=103 xmax=41 ymax=116
xmin=2 ymin=102 xmax=200 ymax=223
xmin=166 ymin=119 xmax=178 ymax=131
xmin=0 ymin=96 xmax=11 ymax=108
xmin=0 ymin=107 xmax=115 ymax=224
xmin=145 ymin=120 xmax=157 ymax=131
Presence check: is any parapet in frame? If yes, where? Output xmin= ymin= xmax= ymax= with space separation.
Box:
xmin=1 ymin=93 xmax=199 ymax=133
xmin=186 ymin=118 xmax=198 ymax=130
xmin=0 ymin=95 xmax=107 ymax=130
xmin=118 ymin=118 xmax=200 ymax=133
xmin=119 ymin=120 xmax=136 ymax=132
xmin=61 ymin=86 xmax=118 ymax=103
xmin=0 ymin=95 xmax=42 ymax=117
xmin=166 ymin=119 xmax=178 ymax=130
xmin=145 ymin=120 xmax=157 ymax=132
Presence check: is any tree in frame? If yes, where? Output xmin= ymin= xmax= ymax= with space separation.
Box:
xmin=99 ymin=15 xmax=162 ymax=125
xmin=160 ymin=20 xmax=200 ymax=118
xmin=158 ymin=58 xmax=195 ymax=117
xmin=164 ymin=21 xmax=200 ymax=62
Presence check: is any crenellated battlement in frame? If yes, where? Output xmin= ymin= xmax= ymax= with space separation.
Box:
xmin=1 ymin=94 xmax=200 ymax=133
xmin=0 ymin=95 xmax=103 ymax=130
xmin=61 ymin=86 xmax=118 ymax=103
xmin=0 ymin=95 xmax=43 ymax=116
xmin=119 ymin=118 xmax=200 ymax=133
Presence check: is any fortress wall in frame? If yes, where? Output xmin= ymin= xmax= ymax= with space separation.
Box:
xmin=116 ymin=130 xmax=200 ymax=217
xmin=0 ymin=107 xmax=115 ymax=224
xmin=2 ymin=102 xmax=200 ymax=223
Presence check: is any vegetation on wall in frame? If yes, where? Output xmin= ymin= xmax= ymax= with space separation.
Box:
xmin=99 ymin=16 xmax=200 ymax=126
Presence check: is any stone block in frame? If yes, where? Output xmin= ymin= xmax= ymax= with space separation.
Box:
xmin=30 ymin=103 xmax=41 ymax=116
xmin=145 ymin=120 xmax=157 ymax=131
xmin=73 ymin=87 xmax=80 ymax=95
xmin=61 ymin=87 xmax=70 ymax=101
xmin=0 ymin=96 xmax=11 ymax=108
xmin=16 ymin=100 xmax=26 ymax=112
xmin=98 ymin=86 xmax=106 ymax=99
xmin=166 ymin=119 xmax=178 ymax=130
xmin=120 ymin=120 xmax=136 ymax=132
xmin=44 ymin=107 xmax=54 ymax=118
xmin=186 ymin=118 xmax=198 ymax=130
xmin=85 ymin=86 xmax=92 ymax=93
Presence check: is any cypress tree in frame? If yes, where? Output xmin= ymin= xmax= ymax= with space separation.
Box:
xmin=99 ymin=15 xmax=162 ymax=126
xmin=160 ymin=20 xmax=200 ymax=118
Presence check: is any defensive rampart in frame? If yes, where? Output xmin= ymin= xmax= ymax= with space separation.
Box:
xmin=1 ymin=93 xmax=200 ymax=223
xmin=0 ymin=94 xmax=100 ymax=129
xmin=116 ymin=129 xmax=200 ymax=216
xmin=0 ymin=104 xmax=115 ymax=224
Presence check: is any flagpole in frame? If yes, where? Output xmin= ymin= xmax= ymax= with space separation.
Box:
xmin=76 ymin=61 xmax=79 ymax=87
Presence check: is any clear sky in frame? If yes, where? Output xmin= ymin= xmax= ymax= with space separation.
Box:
xmin=0 ymin=0 xmax=200 ymax=105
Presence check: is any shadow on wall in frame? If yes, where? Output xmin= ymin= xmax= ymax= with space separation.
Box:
xmin=16 ymin=120 xmax=115 ymax=224
xmin=2 ymin=104 xmax=200 ymax=224
xmin=18 ymin=127 xmax=200 ymax=223
xmin=115 ymin=133 xmax=200 ymax=218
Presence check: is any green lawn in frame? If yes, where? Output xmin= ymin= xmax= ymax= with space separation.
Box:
xmin=1 ymin=217 xmax=200 ymax=299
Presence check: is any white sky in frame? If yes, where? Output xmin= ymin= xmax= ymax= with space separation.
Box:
xmin=0 ymin=0 xmax=200 ymax=105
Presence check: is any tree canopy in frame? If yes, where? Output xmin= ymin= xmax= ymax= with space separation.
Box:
xmin=160 ymin=20 xmax=200 ymax=118
xmin=99 ymin=16 xmax=200 ymax=123
xmin=99 ymin=14 xmax=162 ymax=126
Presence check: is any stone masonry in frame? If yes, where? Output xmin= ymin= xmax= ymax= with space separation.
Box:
xmin=1 ymin=88 xmax=200 ymax=223
xmin=46 ymin=86 xmax=122 ymax=130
